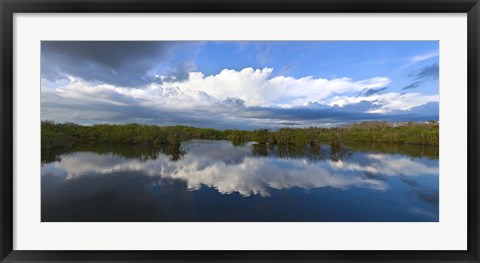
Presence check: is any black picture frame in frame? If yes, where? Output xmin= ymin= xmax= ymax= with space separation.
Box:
xmin=1 ymin=0 xmax=479 ymax=262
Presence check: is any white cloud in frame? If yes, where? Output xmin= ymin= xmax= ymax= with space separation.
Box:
xmin=41 ymin=67 xmax=438 ymax=126
xmin=409 ymin=50 xmax=439 ymax=64
xmin=328 ymin=92 xmax=439 ymax=113
xmin=328 ymin=94 xmax=380 ymax=107
xmin=367 ymin=92 xmax=439 ymax=113
xmin=160 ymin=67 xmax=391 ymax=107
xmin=48 ymin=68 xmax=391 ymax=110
xmin=393 ymin=50 xmax=439 ymax=73
xmin=44 ymin=67 xmax=392 ymax=111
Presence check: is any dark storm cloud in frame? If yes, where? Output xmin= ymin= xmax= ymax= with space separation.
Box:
xmin=41 ymin=41 xmax=179 ymax=87
xmin=222 ymin=97 xmax=246 ymax=107
xmin=387 ymin=102 xmax=438 ymax=116
xmin=408 ymin=63 xmax=439 ymax=81
xmin=402 ymin=81 xmax=422 ymax=90
xmin=41 ymin=92 xmax=261 ymax=129
xmin=239 ymin=101 xmax=438 ymax=123
xmin=240 ymin=102 xmax=374 ymax=121
xmin=159 ymin=61 xmax=196 ymax=83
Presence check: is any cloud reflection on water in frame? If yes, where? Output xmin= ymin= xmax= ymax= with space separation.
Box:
xmin=41 ymin=140 xmax=438 ymax=197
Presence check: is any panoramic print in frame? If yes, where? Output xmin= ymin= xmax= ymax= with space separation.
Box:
xmin=41 ymin=41 xmax=439 ymax=222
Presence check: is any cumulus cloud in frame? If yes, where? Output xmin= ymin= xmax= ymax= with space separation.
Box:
xmin=41 ymin=67 xmax=439 ymax=127
xmin=161 ymin=67 xmax=391 ymax=107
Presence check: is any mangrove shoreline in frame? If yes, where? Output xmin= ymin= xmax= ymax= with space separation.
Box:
xmin=42 ymin=120 xmax=439 ymax=150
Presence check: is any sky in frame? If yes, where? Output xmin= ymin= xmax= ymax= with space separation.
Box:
xmin=41 ymin=41 xmax=439 ymax=130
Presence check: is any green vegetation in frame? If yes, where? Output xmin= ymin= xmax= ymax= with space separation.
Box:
xmin=41 ymin=120 xmax=439 ymax=164
xmin=41 ymin=121 xmax=226 ymax=149
xmin=42 ymin=120 xmax=439 ymax=151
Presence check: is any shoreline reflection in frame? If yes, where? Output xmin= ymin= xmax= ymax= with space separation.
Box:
xmin=41 ymin=140 xmax=439 ymax=222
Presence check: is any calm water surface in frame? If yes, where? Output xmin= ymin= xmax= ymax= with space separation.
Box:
xmin=41 ymin=140 xmax=439 ymax=222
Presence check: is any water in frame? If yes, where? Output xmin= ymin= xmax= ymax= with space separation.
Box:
xmin=41 ymin=140 xmax=439 ymax=222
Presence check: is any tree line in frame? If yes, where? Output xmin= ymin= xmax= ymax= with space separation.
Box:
xmin=41 ymin=120 xmax=439 ymax=150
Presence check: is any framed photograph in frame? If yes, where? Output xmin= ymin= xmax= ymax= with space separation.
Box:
xmin=1 ymin=0 xmax=479 ymax=262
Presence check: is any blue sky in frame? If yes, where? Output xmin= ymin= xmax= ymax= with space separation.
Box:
xmin=41 ymin=41 xmax=439 ymax=129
